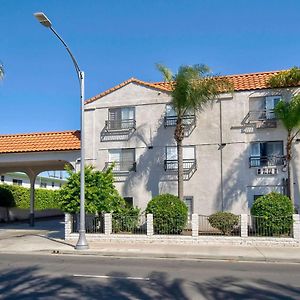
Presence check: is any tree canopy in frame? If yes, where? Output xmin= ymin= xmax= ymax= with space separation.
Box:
xmin=58 ymin=165 xmax=127 ymax=214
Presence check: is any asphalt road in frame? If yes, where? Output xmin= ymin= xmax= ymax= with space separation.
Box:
xmin=0 ymin=253 xmax=299 ymax=299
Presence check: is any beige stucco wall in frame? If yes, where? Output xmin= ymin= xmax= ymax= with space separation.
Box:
xmin=84 ymin=82 xmax=300 ymax=215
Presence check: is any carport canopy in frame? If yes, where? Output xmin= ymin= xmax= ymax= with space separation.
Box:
xmin=0 ymin=130 xmax=81 ymax=225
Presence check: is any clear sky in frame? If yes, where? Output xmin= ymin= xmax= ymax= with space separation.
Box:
xmin=1 ymin=0 xmax=300 ymax=134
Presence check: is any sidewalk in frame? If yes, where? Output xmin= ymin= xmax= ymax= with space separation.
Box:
xmin=0 ymin=218 xmax=299 ymax=263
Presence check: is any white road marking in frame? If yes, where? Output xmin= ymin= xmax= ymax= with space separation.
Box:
xmin=73 ymin=274 xmax=150 ymax=281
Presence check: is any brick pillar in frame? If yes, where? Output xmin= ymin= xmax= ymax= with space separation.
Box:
xmin=293 ymin=214 xmax=300 ymax=240
xmin=104 ymin=213 xmax=112 ymax=235
xmin=192 ymin=213 xmax=199 ymax=237
xmin=64 ymin=213 xmax=72 ymax=240
xmin=147 ymin=214 xmax=153 ymax=236
xmin=240 ymin=214 xmax=248 ymax=237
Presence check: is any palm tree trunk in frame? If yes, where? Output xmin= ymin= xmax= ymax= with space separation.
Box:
xmin=286 ymin=131 xmax=293 ymax=202
xmin=177 ymin=139 xmax=184 ymax=200
xmin=175 ymin=117 xmax=184 ymax=200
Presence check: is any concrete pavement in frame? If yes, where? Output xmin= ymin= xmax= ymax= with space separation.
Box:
xmin=0 ymin=218 xmax=300 ymax=263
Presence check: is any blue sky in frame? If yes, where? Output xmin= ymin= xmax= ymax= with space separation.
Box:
xmin=1 ymin=0 xmax=300 ymax=134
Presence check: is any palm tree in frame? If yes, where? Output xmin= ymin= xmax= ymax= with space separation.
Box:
xmin=157 ymin=64 xmax=232 ymax=199
xmin=274 ymin=95 xmax=300 ymax=202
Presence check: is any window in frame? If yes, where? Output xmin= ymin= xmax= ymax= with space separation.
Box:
xmin=124 ymin=197 xmax=133 ymax=207
xmin=265 ymin=96 xmax=281 ymax=119
xmin=12 ymin=179 xmax=22 ymax=186
xmin=40 ymin=182 xmax=47 ymax=188
xmin=253 ymin=195 xmax=263 ymax=201
xmin=108 ymin=107 xmax=135 ymax=130
xmin=164 ymin=104 xmax=195 ymax=127
xmin=184 ymin=196 xmax=193 ymax=220
xmin=250 ymin=141 xmax=284 ymax=167
xmin=0 ymin=175 xmax=4 ymax=182
xmin=108 ymin=148 xmax=136 ymax=172
xmin=165 ymin=146 xmax=196 ymax=171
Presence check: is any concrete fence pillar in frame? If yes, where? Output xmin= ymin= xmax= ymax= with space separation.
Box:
xmin=147 ymin=214 xmax=153 ymax=236
xmin=104 ymin=213 xmax=112 ymax=235
xmin=240 ymin=214 xmax=248 ymax=238
xmin=64 ymin=213 xmax=72 ymax=240
xmin=293 ymin=214 xmax=300 ymax=240
xmin=192 ymin=213 xmax=199 ymax=237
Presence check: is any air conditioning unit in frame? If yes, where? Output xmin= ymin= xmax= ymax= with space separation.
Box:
xmin=256 ymin=167 xmax=278 ymax=175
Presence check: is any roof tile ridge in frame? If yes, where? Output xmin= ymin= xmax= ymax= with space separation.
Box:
xmin=0 ymin=130 xmax=79 ymax=138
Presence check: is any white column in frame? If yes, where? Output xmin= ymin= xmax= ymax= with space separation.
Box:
xmin=147 ymin=214 xmax=153 ymax=236
xmin=64 ymin=213 xmax=72 ymax=240
xmin=293 ymin=214 xmax=300 ymax=240
xmin=104 ymin=213 xmax=112 ymax=235
xmin=192 ymin=213 xmax=199 ymax=237
xmin=240 ymin=214 xmax=248 ymax=237
xmin=28 ymin=173 xmax=37 ymax=227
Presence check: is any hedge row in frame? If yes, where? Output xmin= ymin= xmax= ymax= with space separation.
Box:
xmin=0 ymin=184 xmax=60 ymax=210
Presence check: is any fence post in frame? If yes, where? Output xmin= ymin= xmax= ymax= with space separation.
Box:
xmin=104 ymin=213 xmax=112 ymax=235
xmin=192 ymin=214 xmax=199 ymax=237
xmin=293 ymin=214 xmax=300 ymax=240
xmin=240 ymin=214 xmax=248 ymax=237
xmin=64 ymin=213 xmax=72 ymax=240
xmin=147 ymin=214 xmax=153 ymax=236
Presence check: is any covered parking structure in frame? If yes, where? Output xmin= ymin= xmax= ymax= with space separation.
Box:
xmin=0 ymin=130 xmax=81 ymax=225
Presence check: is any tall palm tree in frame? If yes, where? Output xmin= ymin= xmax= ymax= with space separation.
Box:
xmin=157 ymin=64 xmax=232 ymax=199
xmin=274 ymin=95 xmax=300 ymax=202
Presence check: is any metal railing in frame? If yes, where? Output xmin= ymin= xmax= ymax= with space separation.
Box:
xmin=164 ymin=159 xmax=197 ymax=172
xmin=153 ymin=215 xmax=191 ymax=235
xmin=248 ymin=215 xmax=293 ymax=237
xmin=249 ymin=155 xmax=286 ymax=167
xmin=198 ymin=215 xmax=241 ymax=236
xmin=112 ymin=213 xmax=146 ymax=234
xmin=105 ymin=119 xmax=136 ymax=131
xmin=72 ymin=214 xmax=104 ymax=234
xmin=248 ymin=110 xmax=277 ymax=121
xmin=164 ymin=115 xmax=196 ymax=127
xmin=104 ymin=161 xmax=136 ymax=173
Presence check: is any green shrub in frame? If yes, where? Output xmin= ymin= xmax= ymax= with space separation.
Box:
xmin=58 ymin=165 xmax=126 ymax=214
xmin=0 ymin=186 xmax=15 ymax=207
xmin=112 ymin=207 xmax=141 ymax=233
xmin=0 ymin=184 xmax=60 ymax=210
xmin=251 ymin=192 xmax=294 ymax=235
xmin=208 ymin=211 xmax=239 ymax=235
xmin=146 ymin=194 xmax=188 ymax=234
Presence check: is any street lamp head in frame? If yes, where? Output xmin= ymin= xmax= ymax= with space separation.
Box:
xmin=33 ymin=12 xmax=52 ymax=28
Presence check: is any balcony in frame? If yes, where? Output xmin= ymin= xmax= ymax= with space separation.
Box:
xmin=101 ymin=119 xmax=136 ymax=141
xmin=164 ymin=159 xmax=197 ymax=180
xmin=104 ymin=161 xmax=136 ymax=174
xmin=246 ymin=110 xmax=277 ymax=129
xmin=249 ymin=155 xmax=286 ymax=168
xmin=164 ymin=115 xmax=196 ymax=137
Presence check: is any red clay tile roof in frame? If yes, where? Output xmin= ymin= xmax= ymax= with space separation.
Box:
xmin=0 ymin=130 xmax=80 ymax=154
xmin=85 ymin=70 xmax=282 ymax=105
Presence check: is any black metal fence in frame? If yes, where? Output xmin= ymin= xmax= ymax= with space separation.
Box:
xmin=198 ymin=215 xmax=241 ymax=236
xmin=72 ymin=214 xmax=104 ymax=234
xmin=248 ymin=215 xmax=293 ymax=237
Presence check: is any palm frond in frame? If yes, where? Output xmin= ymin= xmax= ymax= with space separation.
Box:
xmin=156 ymin=63 xmax=173 ymax=82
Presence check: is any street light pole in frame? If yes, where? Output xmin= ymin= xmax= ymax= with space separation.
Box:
xmin=34 ymin=12 xmax=88 ymax=250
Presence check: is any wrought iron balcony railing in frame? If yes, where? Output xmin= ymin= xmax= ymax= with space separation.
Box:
xmin=249 ymin=155 xmax=286 ymax=168
xmin=248 ymin=110 xmax=277 ymax=121
xmin=164 ymin=115 xmax=196 ymax=128
xmin=105 ymin=119 xmax=136 ymax=131
xmin=104 ymin=161 xmax=136 ymax=173
xmin=164 ymin=159 xmax=197 ymax=172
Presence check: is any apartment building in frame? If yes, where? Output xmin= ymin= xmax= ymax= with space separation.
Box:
xmin=0 ymin=171 xmax=66 ymax=190
xmin=84 ymin=72 xmax=300 ymax=216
